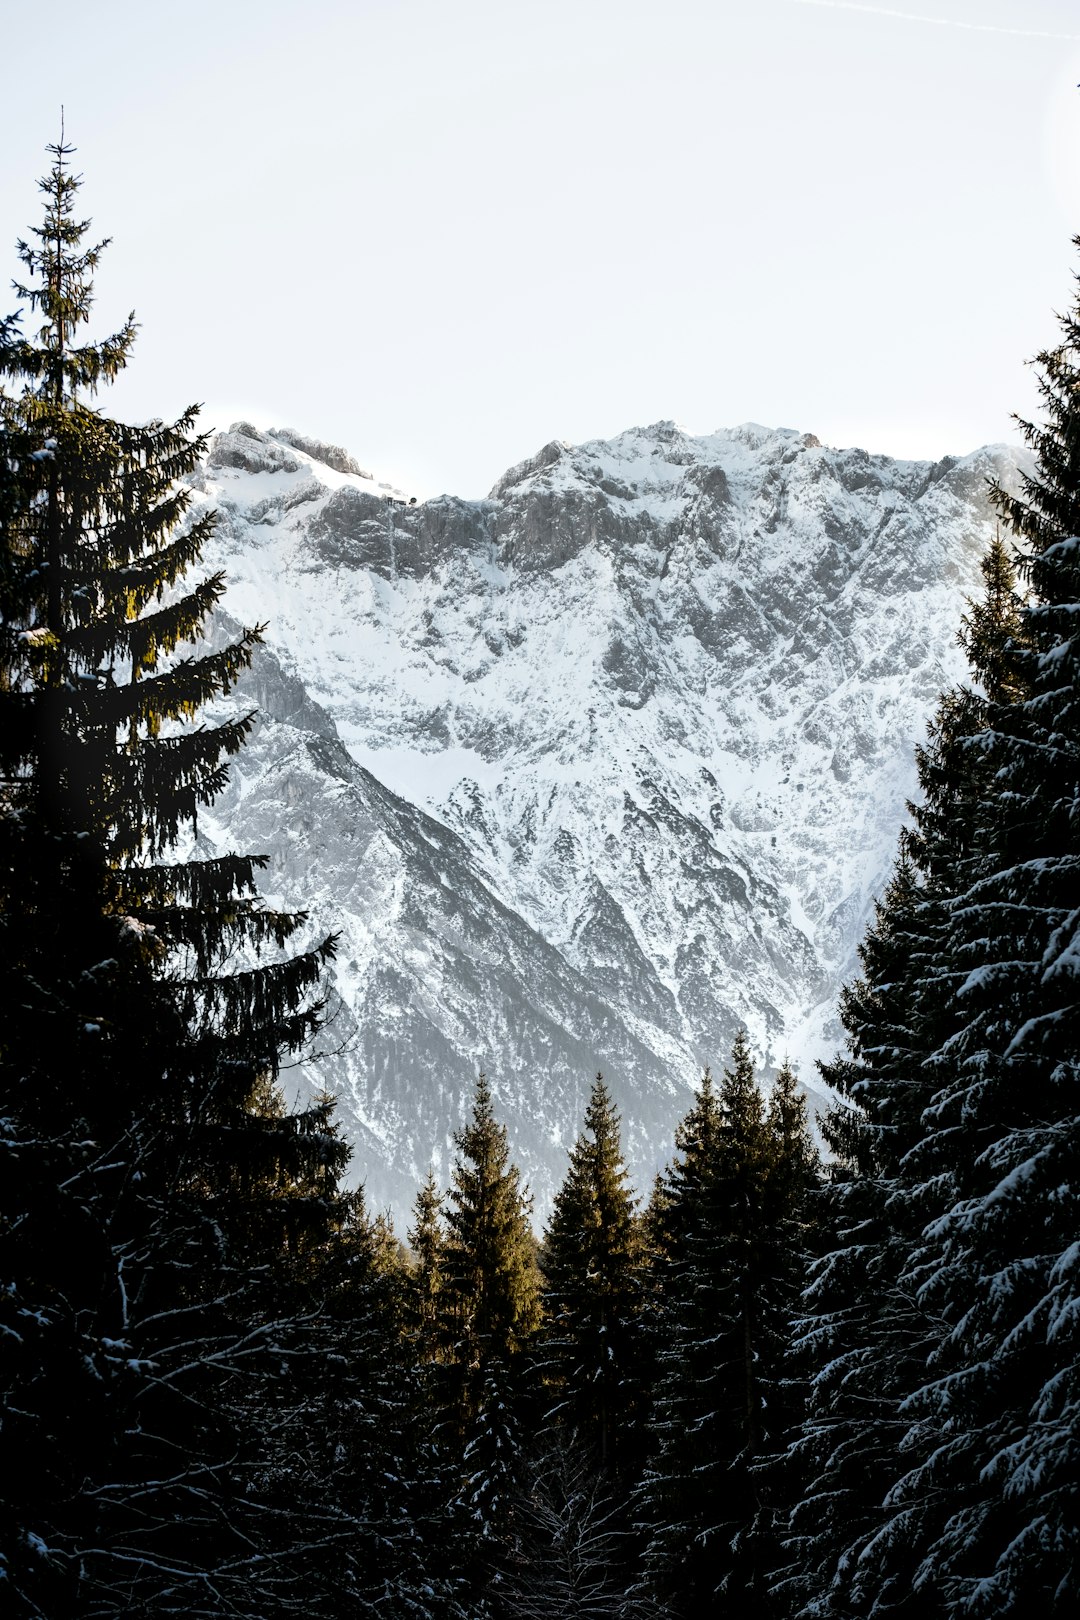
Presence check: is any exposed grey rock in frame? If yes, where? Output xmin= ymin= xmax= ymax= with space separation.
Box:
xmin=268 ymin=427 xmax=371 ymax=478
xmin=187 ymin=419 xmax=1033 ymax=1224
xmin=208 ymin=424 xmax=303 ymax=475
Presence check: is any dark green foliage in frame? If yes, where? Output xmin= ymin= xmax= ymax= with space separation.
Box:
xmin=0 ymin=136 xmax=349 ymax=1616
xmin=539 ymin=1075 xmax=646 ymax=1476
xmin=634 ymin=1064 xmax=727 ymax=1615
xmin=635 ymin=1038 xmax=820 ymax=1618
xmin=408 ymin=1165 xmax=446 ymax=1360
xmin=424 ymin=1077 xmax=541 ymax=1603
xmin=781 ymin=855 xmax=949 ymax=1618
xmin=455 ymin=1371 xmax=525 ymax=1545
xmin=785 ymin=246 xmax=1080 ymax=1619
xmin=888 ymin=250 xmax=1080 ymax=1618
xmin=441 ymin=1074 xmax=541 ymax=1421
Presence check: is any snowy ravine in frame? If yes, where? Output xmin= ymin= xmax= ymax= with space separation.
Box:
xmin=189 ymin=420 xmax=1029 ymax=1221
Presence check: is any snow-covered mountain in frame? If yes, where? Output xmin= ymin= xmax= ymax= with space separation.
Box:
xmin=189 ymin=420 xmax=1028 ymax=1220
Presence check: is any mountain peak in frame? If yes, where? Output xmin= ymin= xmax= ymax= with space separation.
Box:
xmin=192 ymin=418 xmax=1033 ymax=1219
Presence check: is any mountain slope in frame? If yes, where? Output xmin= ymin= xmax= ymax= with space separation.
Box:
xmin=189 ymin=420 xmax=1028 ymax=1218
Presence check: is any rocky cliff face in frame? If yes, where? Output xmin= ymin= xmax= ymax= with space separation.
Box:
xmin=188 ymin=419 xmax=1029 ymax=1220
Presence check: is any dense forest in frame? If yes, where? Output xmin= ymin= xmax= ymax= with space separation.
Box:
xmin=2 ymin=139 xmax=1079 ymax=1619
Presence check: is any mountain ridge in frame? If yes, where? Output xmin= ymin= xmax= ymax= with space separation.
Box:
xmin=186 ymin=419 xmax=1030 ymax=1220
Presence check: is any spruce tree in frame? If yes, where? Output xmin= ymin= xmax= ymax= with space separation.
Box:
xmin=538 ymin=1074 xmax=646 ymax=1476
xmin=408 ymin=1165 xmax=446 ymax=1361
xmin=780 ymin=533 xmax=1030 ymax=1619
xmin=635 ymin=1041 xmax=820 ymax=1618
xmin=633 ymin=1066 xmax=723 ymax=1613
xmin=752 ymin=1060 xmax=820 ymax=1539
xmin=0 ymin=134 xmax=346 ymax=1616
xmin=875 ymin=242 xmax=1080 ymax=1618
xmin=780 ymin=855 xmax=950 ymax=1618
xmin=441 ymin=1073 xmax=541 ymax=1405
xmin=435 ymin=1076 xmax=540 ymax=1595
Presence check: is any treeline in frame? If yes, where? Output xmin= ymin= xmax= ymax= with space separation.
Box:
xmin=3 ymin=140 xmax=1080 ymax=1618
xmin=379 ymin=1048 xmax=819 ymax=1618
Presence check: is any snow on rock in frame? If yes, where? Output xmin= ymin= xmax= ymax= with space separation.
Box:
xmin=188 ymin=420 xmax=1031 ymax=1222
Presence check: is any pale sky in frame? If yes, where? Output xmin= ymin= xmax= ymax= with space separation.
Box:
xmin=2 ymin=0 xmax=1078 ymax=496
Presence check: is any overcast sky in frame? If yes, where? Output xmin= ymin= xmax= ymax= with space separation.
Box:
xmin=2 ymin=0 xmax=1078 ymax=496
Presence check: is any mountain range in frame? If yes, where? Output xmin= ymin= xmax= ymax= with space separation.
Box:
xmin=185 ymin=419 xmax=1028 ymax=1220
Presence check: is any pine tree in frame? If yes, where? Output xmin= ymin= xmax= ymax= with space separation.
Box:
xmin=780 ymin=855 xmax=950 ymax=1618
xmin=633 ymin=1066 xmax=722 ymax=1612
xmin=779 ymin=534 xmax=1030 ymax=1619
xmin=408 ymin=1166 xmax=446 ymax=1354
xmin=875 ymin=242 xmax=1080 ymax=1617
xmin=429 ymin=1075 xmax=539 ymax=1603
xmin=0 ymin=134 xmax=346 ymax=1616
xmin=441 ymin=1073 xmax=541 ymax=1416
xmin=635 ymin=1037 xmax=815 ymax=1618
xmin=538 ymin=1074 xmax=646 ymax=1476
xmin=752 ymin=1060 xmax=820 ymax=1544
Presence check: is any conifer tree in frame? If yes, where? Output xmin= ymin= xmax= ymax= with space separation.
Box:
xmin=454 ymin=1370 xmax=526 ymax=1549
xmin=539 ymin=1074 xmax=646 ymax=1475
xmin=874 ymin=243 xmax=1080 ymax=1618
xmin=635 ymin=1038 xmax=816 ymax=1618
xmin=633 ymin=1065 xmax=723 ymax=1612
xmin=0 ymin=134 xmax=346 ymax=1616
xmin=440 ymin=1074 xmax=541 ymax=1427
xmin=408 ymin=1165 xmax=446 ymax=1360
xmin=780 ymin=533 xmax=1030 ymax=1619
xmin=780 ymin=855 xmax=949 ymax=1618
xmin=433 ymin=1076 xmax=540 ymax=1601
xmin=755 ymin=1059 xmax=820 ymax=1474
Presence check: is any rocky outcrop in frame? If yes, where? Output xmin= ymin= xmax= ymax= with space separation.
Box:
xmin=268 ymin=427 xmax=371 ymax=478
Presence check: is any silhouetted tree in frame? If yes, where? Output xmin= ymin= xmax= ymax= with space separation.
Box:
xmin=539 ymin=1074 xmax=646 ymax=1475
xmin=0 ymin=133 xmax=346 ymax=1617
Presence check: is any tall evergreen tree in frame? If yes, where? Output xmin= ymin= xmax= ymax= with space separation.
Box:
xmin=877 ymin=242 xmax=1080 ymax=1618
xmin=754 ymin=1059 xmax=821 ymax=1484
xmin=780 ymin=534 xmax=1030 ymax=1619
xmin=781 ymin=854 xmax=951 ymax=1618
xmin=437 ymin=1074 xmax=540 ymax=1585
xmin=538 ymin=1074 xmax=646 ymax=1476
xmin=441 ymin=1073 xmax=541 ymax=1406
xmin=636 ymin=1038 xmax=818 ymax=1618
xmin=0 ymin=135 xmax=346 ymax=1616
xmin=408 ymin=1165 xmax=447 ymax=1362
xmin=633 ymin=1065 xmax=724 ymax=1614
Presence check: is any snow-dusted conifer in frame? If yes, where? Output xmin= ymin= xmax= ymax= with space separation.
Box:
xmin=440 ymin=1074 xmax=540 ymax=1425
xmin=501 ymin=1434 xmax=660 ymax=1619
xmin=780 ymin=853 xmax=946 ymax=1617
xmin=637 ymin=1036 xmax=816 ymax=1617
xmin=539 ymin=1074 xmax=646 ymax=1475
xmin=879 ymin=245 xmax=1080 ymax=1618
